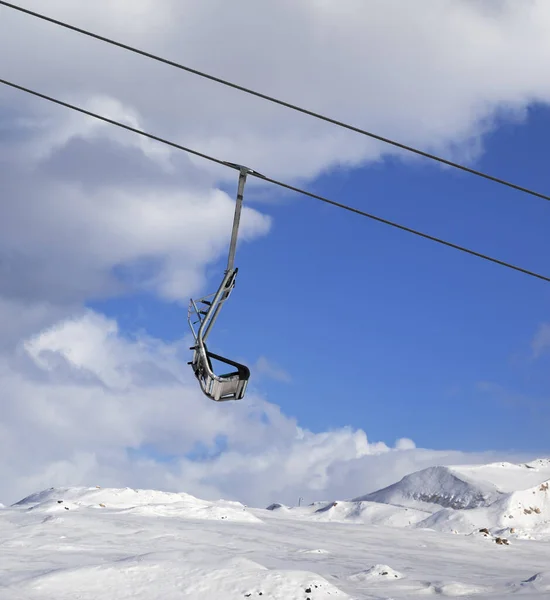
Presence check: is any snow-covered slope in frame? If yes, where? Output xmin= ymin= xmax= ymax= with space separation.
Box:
xmin=354 ymin=465 xmax=498 ymax=510
xmin=353 ymin=460 xmax=550 ymax=511
xmin=2 ymin=482 xmax=550 ymax=599
xmin=14 ymin=486 xmax=263 ymax=523
xmin=269 ymin=498 xmax=430 ymax=527
xmin=268 ymin=458 xmax=550 ymax=541
xmin=417 ymin=478 xmax=550 ymax=540
xmin=453 ymin=459 xmax=550 ymax=492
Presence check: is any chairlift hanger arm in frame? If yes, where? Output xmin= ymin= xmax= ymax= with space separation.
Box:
xmin=187 ymin=165 xmax=255 ymax=402
xmin=199 ymin=269 xmax=237 ymax=343
xmin=224 ymin=164 xmax=258 ymax=273
xmin=200 ymin=165 xmax=254 ymax=342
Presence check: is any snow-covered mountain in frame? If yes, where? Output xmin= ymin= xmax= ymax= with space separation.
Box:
xmin=418 ymin=477 xmax=550 ymax=539
xmin=2 ymin=459 xmax=550 ymax=599
xmin=354 ymin=459 xmax=550 ymax=511
xmin=268 ymin=458 xmax=550 ymax=541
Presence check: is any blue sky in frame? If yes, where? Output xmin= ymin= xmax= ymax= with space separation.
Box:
xmin=91 ymin=104 xmax=550 ymax=457
xmin=5 ymin=0 xmax=550 ymax=507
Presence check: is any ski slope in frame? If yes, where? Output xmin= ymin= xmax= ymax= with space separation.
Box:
xmin=1 ymin=459 xmax=550 ymax=599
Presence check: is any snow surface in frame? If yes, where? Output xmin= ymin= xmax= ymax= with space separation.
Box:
xmin=2 ymin=459 xmax=550 ymax=599
xmin=12 ymin=486 xmax=263 ymax=524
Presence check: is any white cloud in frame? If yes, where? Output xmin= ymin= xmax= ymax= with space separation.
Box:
xmin=2 ymin=0 xmax=550 ymax=304
xmin=26 ymin=95 xmax=175 ymax=170
xmin=3 ymin=0 xmax=550 ymax=182
xmin=0 ymin=298 xmax=74 ymax=352
xmin=395 ymin=438 xmax=416 ymax=451
xmin=0 ymin=0 xmax=546 ymax=509
xmin=0 ymin=310 xmax=535 ymax=508
xmin=0 ymin=115 xmax=270 ymax=304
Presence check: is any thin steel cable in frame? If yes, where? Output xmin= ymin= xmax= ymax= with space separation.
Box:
xmin=1 ymin=77 xmax=548 ymax=284
xmin=2 ymin=0 xmax=550 ymax=204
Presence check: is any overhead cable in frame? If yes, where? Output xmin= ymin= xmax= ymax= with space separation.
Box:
xmin=1 ymin=0 xmax=550 ymax=205
xmin=1 ymin=77 xmax=548 ymax=284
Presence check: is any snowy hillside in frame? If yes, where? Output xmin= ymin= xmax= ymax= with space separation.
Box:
xmin=3 ymin=482 xmax=550 ymax=599
xmin=353 ymin=465 xmax=502 ymax=510
xmin=417 ymin=477 xmax=550 ymax=540
xmin=2 ymin=459 xmax=550 ymax=598
xmin=353 ymin=459 xmax=550 ymax=511
xmin=13 ymin=486 xmax=262 ymax=523
xmin=268 ymin=498 xmax=430 ymax=528
xmin=267 ymin=459 xmax=550 ymax=542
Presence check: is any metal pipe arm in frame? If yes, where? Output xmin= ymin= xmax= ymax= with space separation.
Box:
xmin=226 ymin=166 xmax=250 ymax=273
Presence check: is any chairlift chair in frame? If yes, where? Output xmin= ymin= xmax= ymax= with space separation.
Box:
xmin=187 ymin=165 xmax=257 ymax=402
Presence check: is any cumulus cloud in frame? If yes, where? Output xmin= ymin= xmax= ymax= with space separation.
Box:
xmin=3 ymin=0 xmax=550 ymax=182
xmin=0 ymin=0 xmax=547 ymax=509
xmin=0 ymin=310 xmax=535 ymax=507
xmin=0 ymin=97 xmax=270 ymax=304
xmin=2 ymin=0 xmax=550 ymax=305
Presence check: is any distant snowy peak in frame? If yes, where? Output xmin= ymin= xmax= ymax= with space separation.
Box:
xmin=353 ymin=459 xmax=550 ymax=512
xmin=353 ymin=466 xmax=501 ymax=511
xmin=263 ymin=460 xmax=550 ymax=541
